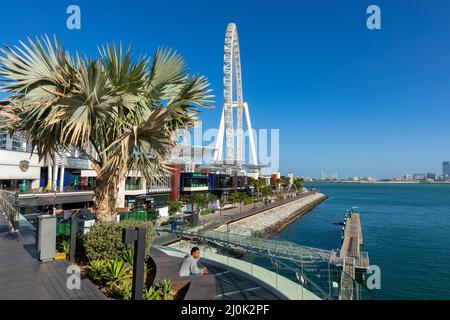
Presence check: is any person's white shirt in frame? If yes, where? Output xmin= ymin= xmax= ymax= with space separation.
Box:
xmin=178 ymin=254 xmax=201 ymax=277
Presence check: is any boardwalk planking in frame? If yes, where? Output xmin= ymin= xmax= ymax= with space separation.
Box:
xmin=0 ymin=212 xmax=107 ymax=300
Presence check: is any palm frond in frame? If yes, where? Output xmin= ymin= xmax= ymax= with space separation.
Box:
xmin=0 ymin=37 xmax=215 ymax=219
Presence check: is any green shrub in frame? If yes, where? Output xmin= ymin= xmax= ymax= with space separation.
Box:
xmin=157 ymin=278 xmax=175 ymax=300
xmin=84 ymin=220 xmax=153 ymax=262
xmin=86 ymin=259 xmax=106 ymax=284
xmin=243 ymin=197 xmax=253 ymax=206
xmin=200 ymin=209 xmax=211 ymax=216
xmin=56 ymin=234 xmax=69 ymax=251
xmin=168 ymin=201 xmax=184 ymax=216
xmin=122 ymin=248 xmax=134 ymax=267
xmin=60 ymin=240 xmax=70 ymax=255
xmin=143 ymin=286 xmax=161 ymax=301
xmin=104 ymin=259 xmax=132 ymax=288
xmin=147 ymin=210 xmax=159 ymax=221
xmin=111 ymin=280 xmax=132 ymax=300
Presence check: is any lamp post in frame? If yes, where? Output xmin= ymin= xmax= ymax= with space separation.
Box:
xmin=63 ymin=209 xmax=79 ymax=262
xmin=122 ymin=227 xmax=147 ymax=300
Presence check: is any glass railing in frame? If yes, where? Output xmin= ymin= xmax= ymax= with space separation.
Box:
xmin=155 ymin=222 xmax=355 ymax=300
xmin=162 ymin=239 xmax=331 ymax=300
xmin=15 ymin=186 xmax=95 ymax=194
xmin=154 ymin=218 xmax=367 ymax=300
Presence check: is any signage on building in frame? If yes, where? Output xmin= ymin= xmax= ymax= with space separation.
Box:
xmin=19 ymin=160 xmax=30 ymax=172
xmin=192 ymin=173 xmax=206 ymax=177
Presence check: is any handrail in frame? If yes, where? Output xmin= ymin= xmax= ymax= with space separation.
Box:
xmin=0 ymin=190 xmax=20 ymax=231
xmin=156 ymin=227 xmax=335 ymax=300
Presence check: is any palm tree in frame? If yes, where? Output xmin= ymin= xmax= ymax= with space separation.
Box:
xmin=250 ymin=177 xmax=266 ymax=200
xmin=0 ymin=36 xmax=213 ymax=221
xmin=250 ymin=178 xmax=259 ymax=199
xmin=275 ymin=178 xmax=282 ymax=190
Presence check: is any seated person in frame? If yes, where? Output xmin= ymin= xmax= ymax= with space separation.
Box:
xmin=178 ymin=247 xmax=208 ymax=277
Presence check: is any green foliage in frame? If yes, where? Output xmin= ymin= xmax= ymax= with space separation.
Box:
xmin=56 ymin=235 xmax=70 ymax=254
xmin=86 ymin=259 xmax=106 ymax=284
xmin=104 ymin=259 xmax=132 ymax=287
xmin=60 ymin=240 xmax=70 ymax=255
xmin=143 ymin=278 xmax=175 ymax=300
xmin=146 ymin=210 xmax=159 ymax=221
xmin=227 ymin=192 xmax=239 ymax=203
xmin=110 ymin=280 xmax=132 ymax=300
xmin=228 ymin=192 xmax=247 ymax=204
xmin=293 ymin=178 xmax=304 ymax=191
xmin=84 ymin=220 xmax=153 ymax=261
xmin=200 ymin=209 xmax=212 ymax=216
xmin=157 ymin=278 xmax=176 ymax=300
xmin=168 ymin=201 xmax=184 ymax=216
xmin=243 ymin=197 xmax=253 ymax=206
xmin=262 ymin=186 xmax=273 ymax=197
xmin=143 ymin=286 xmax=162 ymax=301
xmin=122 ymin=248 xmax=134 ymax=267
xmin=190 ymin=193 xmax=208 ymax=210
xmin=56 ymin=223 xmax=70 ymax=236
xmin=0 ymin=37 xmax=213 ymax=221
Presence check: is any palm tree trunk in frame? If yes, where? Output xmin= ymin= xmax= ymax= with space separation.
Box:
xmin=92 ymin=164 xmax=119 ymax=222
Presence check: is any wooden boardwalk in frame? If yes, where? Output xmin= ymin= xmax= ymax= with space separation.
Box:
xmin=0 ymin=212 xmax=107 ymax=300
xmin=338 ymin=211 xmax=369 ymax=300
xmin=339 ymin=212 xmax=369 ymax=273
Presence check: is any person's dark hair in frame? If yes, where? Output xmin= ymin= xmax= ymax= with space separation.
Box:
xmin=191 ymin=247 xmax=200 ymax=255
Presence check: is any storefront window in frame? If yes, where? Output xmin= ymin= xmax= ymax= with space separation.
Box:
xmin=219 ymin=176 xmax=231 ymax=189
xmin=184 ymin=177 xmax=208 ymax=188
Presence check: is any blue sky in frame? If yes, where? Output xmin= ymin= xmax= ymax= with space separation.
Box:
xmin=1 ymin=0 xmax=450 ymax=178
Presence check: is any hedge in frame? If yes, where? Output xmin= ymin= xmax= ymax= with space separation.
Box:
xmin=84 ymin=220 xmax=154 ymax=262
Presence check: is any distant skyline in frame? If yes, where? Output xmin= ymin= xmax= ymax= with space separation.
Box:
xmin=1 ymin=1 xmax=450 ymax=177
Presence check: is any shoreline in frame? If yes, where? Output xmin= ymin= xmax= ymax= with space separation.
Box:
xmin=227 ymin=193 xmax=327 ymax=237
xmin=264 ymin=195 xmax=327 ymax=237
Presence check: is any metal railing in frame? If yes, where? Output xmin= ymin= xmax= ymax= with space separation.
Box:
xmin=155 ymin=224 xmax=351 ymax=300
xmin=16 ymin=186 xmax=95 ymax=194
xmin=0 ymin=190 xmax=20 ymax=230
xmin=164 ymin=238 xmax=333 ymax=300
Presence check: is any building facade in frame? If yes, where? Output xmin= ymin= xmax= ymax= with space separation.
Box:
xmin=443 ymin=161 xmax=450 ymax=179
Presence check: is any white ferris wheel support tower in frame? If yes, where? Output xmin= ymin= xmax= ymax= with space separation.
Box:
xmin=213 ymin=23 xmax=258 ymax=167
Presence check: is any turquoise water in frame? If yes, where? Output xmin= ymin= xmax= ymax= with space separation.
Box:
xmin=274 ymin=182 xmax=450 ymax=300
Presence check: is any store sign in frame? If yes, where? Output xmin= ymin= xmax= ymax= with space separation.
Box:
xmin=19 ymin=160 xmax=30 ymax=172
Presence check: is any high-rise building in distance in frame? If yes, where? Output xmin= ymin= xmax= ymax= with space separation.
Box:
xmin=443 ymin=161 xmax=450 ymax=178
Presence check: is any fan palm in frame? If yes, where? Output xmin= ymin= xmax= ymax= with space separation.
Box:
xmin=0 ymin=36 xmax=213 ymax=221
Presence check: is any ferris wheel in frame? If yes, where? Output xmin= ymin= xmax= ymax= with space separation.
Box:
xmin=213 ymin=23 xmax=258 ymax=168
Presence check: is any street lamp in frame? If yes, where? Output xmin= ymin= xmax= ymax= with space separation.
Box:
xmin=122 ymin=227 xmax=147 ymax=300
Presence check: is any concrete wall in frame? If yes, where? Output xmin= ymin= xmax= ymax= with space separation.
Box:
xmin=0 ymin=150 xmax=43 ymax=180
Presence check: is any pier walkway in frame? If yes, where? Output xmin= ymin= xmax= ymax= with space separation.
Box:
xmin=338 ymin=209 xmax=369 ymax=300
xmin=339 ymin=211 xmax=369 ymax=277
